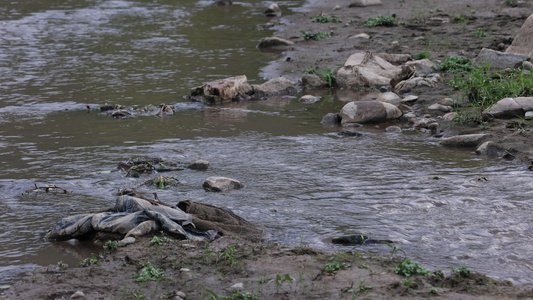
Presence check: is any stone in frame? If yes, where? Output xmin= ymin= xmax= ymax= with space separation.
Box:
xmin=404 ymin=59 xmax=438 ymax=75
xmin=321 ymin=113 xmax=341 ymax=126
xmin=473 ymin=48 xmax=529 ymax=70
xmin=257 ymin=37 xmax=294 ymax=49
xmin=526 ymin=111 xmax=533 ymax=118
xmin=339 ymin=100 xmax=402 ymax=125
xmin=349 ymin=0 xmax=382 ymax=7
xmin=506 ymin=14 xmax=533 ymax=58
xmin=401 ymin=112 xmax=416 ymax=122
xmin=442 ymin=112 xmax=457 ymax=121
xmin=252 ymin=77 xmax=297 ymax=99
xmin=230 ymin=282 xmax=244 ymax=291
xmin=299 ymin=95 xmax=321 ymax=103
xmin=475 ymin=141 xmax=500 ymax=156
xmin=390 ymin=65 xmax=415 ymax=88
xmin=333 ymin=5 xmax=342 ymax=10
xmin=190 ymin=75 xmax=253 ymax=104
xmin=118 ymin=237 xmax=136 ymax=246
xmin=401 ymin=95 xmax=418 ymax=104
xmin=302 ymin=74 xmax=328 ymax=89
xmin=385 ymin=126 xmax=402 ymax=133
xmin=428 ymin=103 xmax=453 ymax=112
xmin=376 ymin=53 xmax=412 ymax=64
xmin=187 ymin=160 xmax=209 ymax=171
xmin=439 ymin=134 xmax=488 ymax=147
xmin=180 ymin=268 xmax=190 ymax=272
xmin=336 ymin=52 xmax=402 ymax=88
xmin=337 ymin=130 xmax=363 ymax=137
xmin=349 ymin=33 xmax=370 ymax=39
xmin=414 ymin=115 xmax=437 ymax=129
xmin=426 ymin=17 xmax=450 ymax=25
xmin=264 ymin=3 xmax=281 ymax=17
xmin=203 ymin=176 xmax=244 ymax=192
xmin=440 ymin=97 xmax=456 ymax=106
xmin=215 ymin=0 xmax=232 ymax=7
xmin=376 ymin=92 xmax=401 ymax=105
xmin=482 ymin=97 xmax=533 ymax=119
xmin=71 ymin=291 xmax=85 ymax=299
xmin=394 ymin=73 xmax=442 ymax=93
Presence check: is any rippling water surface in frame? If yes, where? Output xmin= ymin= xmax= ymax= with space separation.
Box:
xmin=1 ymin=0 xmax=533 ymax=288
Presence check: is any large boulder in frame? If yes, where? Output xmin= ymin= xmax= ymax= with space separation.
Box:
xmin=339 ymin=100 xmax=402 ymax=125
xmin=251 ymin=77 xmax=297 ymax=98
xmin=336 ymin=52 xmax=402 ymax=88
xmin=473 ymin=48 xmax=529 ymax=70
xmin=189 ymin=75 xmax=253 ymax=104
xmin=482 ymin=97 xmax=533 ymax=119
xmin=506 ymin=14 xmax=533 ymax=58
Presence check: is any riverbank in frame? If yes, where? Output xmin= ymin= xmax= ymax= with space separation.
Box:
xmin=3 ymin=0 xmax=533 ymax=299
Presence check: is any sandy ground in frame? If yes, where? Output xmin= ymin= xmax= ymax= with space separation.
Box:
xmin=3 ymin=0 xmax=533 ymax=299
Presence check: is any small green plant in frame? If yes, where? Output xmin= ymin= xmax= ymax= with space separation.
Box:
xmin=301 ymin=30 xmax=333 ymax=41
xmin=453 ymin=266 xmax=472 ymax=278
xmin=132 ymin=291 xmax=146 ymax=299
xmin=323 ymin=261 xmax=350 ymax=274
xmin=103 ymin=240 xmax=119 ymax=254
xmin=57 ymin=261 xmax=68 ymax=268
xmin=453 ymin=14 xmax=466 ymax=23
xmin=394 ymin=259 xmax=429 ymax=277
xmin=78 ymin=253 xmax=101 ymax=267
xmin=438 ymin=56 xmax=477 ymax=73
xmin=474 ymin=28 xmax=487 ymax=38
xmin=217 ymin=245 xmax=238 ymax=266
xmin=205 ymin=289 xmax=258 ymax=300
xmin=150 ymin=236 xmax=163 ymax=246
xmin=135 ymin=262 xmax=164 ymax=282
xmin=312 ymin=15 xmax=342 ymax=23
xmin=365 ymin=15 xmax=397 ymax=27
xmin=401 ymin=279 xmax=419 ymax=289
xmin=382 ymin=242 xmax=406 ymax=259
xmin=479 ymin=121 xmax=490 ymax=130
xmin=270 ymin=274 xmax=294 ymax=293
xmin=429 ymin=7 xmax=443 ymax=13
xmin=341 ymin=279 xmax=374 ymax=298
xmin=428 ymin=287 xmax=440 ymax=295
xmin=302 ymin=67 xmax=336 ymax=87
xmin=413 ymin=50 xmax=430 ymax=60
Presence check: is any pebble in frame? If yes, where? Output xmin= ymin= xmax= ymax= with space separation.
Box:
xmin=230 ymin=282 xmax=244 ymax=291
xmin=71 ymin=291 xmax=85 ymax=299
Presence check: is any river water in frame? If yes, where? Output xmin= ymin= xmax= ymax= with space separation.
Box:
xmin=1 ymin=0 xmax=533 ymax=288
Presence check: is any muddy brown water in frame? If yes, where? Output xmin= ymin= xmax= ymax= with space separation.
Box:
xmin=1 ymin=0 xmax=533 ymax=289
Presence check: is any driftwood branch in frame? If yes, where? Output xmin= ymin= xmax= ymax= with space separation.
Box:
xmin=25 ymin=184 xmax=69 ymax=194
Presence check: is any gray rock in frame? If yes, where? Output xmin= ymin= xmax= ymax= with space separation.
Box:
xmin=394 ymin=74 xmax=442 ymax=93
xmin=349 ymin=33 xmax=370 ymax=39
xmin=302 ymin=74 xmax=328 ymax=89
xmin=482 ymin=97 xmax=533 ymax=119
xmin=401 ymin=112 xmax=416 ymax=122
xmin=190 ymin=75 xmax=253 ymax=104
xmin=264 ymin=3 xmax=281 ymax=17
xmin=475 ymin=141 xmax=500 ymax=156
xmin=473 ymin=48 xmax=529 ymax=70
xmin=118 ymin=237 xmax=136 ymax=246
xmin=404 ymin=59 xmax=437 ymax=75
xmin=203 ymin=176 xmax=244 ymax=192
xmin=440 ymin=97 xmax=456 ymax=106
xmin=252 ymin=77 xmax=297 ymax=99
xmin=442 ymin=112 xmax=457 ymax=121
xmin=428 ymin=103 xmax=453 ymax=112
xmin=336 ymin=52 xmax=401 ymax=88
xmin=401 ymin=95 xmax=418 ymax=104
xmin=439 ymin=134 xmax=488 ymax=147
xmin=321 ymin=113 xmax=341 ymax=126
xmin=71 ymin=291 xmax=85 ymax=299
xmin=385 ymin=126 xmax=402 ymax=133
xmin=299 ymin=95 xmax=321 ymax=104
xmin=187 ymin=160 xmax=210 ymax=171
xmin=339 ymin=100 xmax=402 ymax=125
xmin=257 ymin=37 xmax=294 ymax=49
xmin=526 ymin=111 xmax=533 ymax=118
xmin=349 ymin=0 xmax=382 ymax=7
xmin=506 ymin=14 xmax=533 ymax=58
xmin=414 ymin=115 xmax=437 ymax=129
xmin=376 ymin=92 xmax=401 ymax=105
xmin=230 ymin=282 xmax=244 ymax=291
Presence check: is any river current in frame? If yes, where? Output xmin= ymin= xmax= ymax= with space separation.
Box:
xmin=1 ymin=0 xmax=533 ymax=287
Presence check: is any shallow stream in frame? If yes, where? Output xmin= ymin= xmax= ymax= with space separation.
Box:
xmin=1 ymin=0 xmax=533 ymax=287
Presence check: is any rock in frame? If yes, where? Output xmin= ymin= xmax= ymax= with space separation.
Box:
xmin=337 ymin=131 xmax=363 ymax=137
xmin=187 ymin=160 xmax=210 ymax=171
xmin=333 ymin=5 xmax=342 ymax=11
xmin=426 ymin=17 xmax=450 ymax=25
xmin=526 ymin=111 xmax=533 ymax=118
xmin=475 ymin=141 xmax=500 ymax=156
xmin=349 ymin=0 xmax=382 ymax=7
xmin=180 ymin=268 xmax=190 ymax=273
xmin=302 ymin=74 xmax=328 ymax=89
xmin=339 ymin=100 xmax=402 ymax=125
xmin=71 ymin=291 xmax=85 ymax=299
xmin=473 ymin=48 xmax=529 ymax=70
xmin=385 ymin=126 xmax=402 ymax=133
xmin=482 ymin=97 xmax=533 ymax=119
xmin=332 ymin=234 xmax=368 ymax=244
xmin=404 ymin=59 xmax=438 ymax=75
xmin=203 ymin=176 xmax=244 ymax=192
xmin=257 ymin=37 xmax=294 ymax=49
xmin=401 ymin=95 xmax=419 ymax=104
xmin=118 ymin=237 xmax=136 ymax=246
xmin=439 ymin=134 xmax=488 ymax=147
xmin=376 ymin=53 xmax=412 ymax=64
xmin=376 ymin=92 xmax=401 ymax=105
xmin=264 ymin=3 xmax=281 ymax=17
xmin=251 ymin=77 xmax=297 ymax=99
xmin=394 ymin=73 xmax=442 ymax=93
xmin=349 ymin=33 xmax=370 ymax=39
xmin=215 ymin=0 xmax=232 ymax=7
xmin=390 ymin=65 xmax=415 ymax=88
xmin=506 ymin=14 xmax=533 ymax=58
xmin=321 ymin=113 xmax=341 ymax=126
xmin=442 ymin=112 xmax=457 ymax=121
xmin=230 ymin=282 xmax=244 ymax=291
xmin=414 ymin=115 xmax=437 ymax=129
xmin=336 ymin=52 xmax=402 ymax=88
xmin=428 ymin=103 xmax=453 ymax=112
xmin=190 ymin=75 xmax=253 ymax=104
xmin=401 ymin=112 xmax=416 ymax=122
xmin=440 ymin=97 xmax=456 ymax=106
xmin=299 ymin=95 xmax=321 ymax=103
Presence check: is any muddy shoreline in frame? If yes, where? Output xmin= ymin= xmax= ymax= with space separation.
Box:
xmin=3 ymin=0 xmax=533 ymax=299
